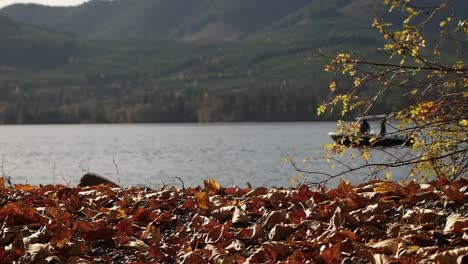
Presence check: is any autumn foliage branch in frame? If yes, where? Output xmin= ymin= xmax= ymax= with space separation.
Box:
xmin=308 ymin=0 xmax=468 ymax=182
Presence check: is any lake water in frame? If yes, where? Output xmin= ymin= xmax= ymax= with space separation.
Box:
xmin=0 ymin=123 xmax=414 ymax=188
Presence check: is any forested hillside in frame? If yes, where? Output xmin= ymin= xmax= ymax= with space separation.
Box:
xmin=0 ymin=0 xmax=464 ymax=124
xmin=2 ymin=0 xmax=313 ymax=41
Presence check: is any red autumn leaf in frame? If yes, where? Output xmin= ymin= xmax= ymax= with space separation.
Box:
xmin=310 ymin=191 xmax=331 ymax=203
xmin=246 ymin=187 xmax=269 ymax=197
xmin=132 ymin=208 xmax=150 ymax=222
xmin=180 ymin=199 xmax=194 ymax=209
xmin=116 ymin=220 xmax=137 ymax=236
xmin=443 ymin=186 xmax=464 ymax=202
xmin=154 ymin=210 xmax=172 ymax=223
xmin=23 ymin=206 xmax=41 ymax=224
xmin=288 ymin=210 xmax=306 ymax=224
xmin=319 ymin=242 xmax=342 ymax=264
xmin=75 ymin=220 xmax=95 ymax=232
xmin=205 ymin=221 xmax=232 ymax=244
xmin=236 ymin=224 xmax=260 ymax=240
xmin=224 ymin=187 xmax=239 ymax=196
xmin=57 ymin=211 xmax=74 ymax=228
xmin=64 ymin=194 xmax=83 ymax=213
xmin=114 ymin=234 xmax=129 ymax=246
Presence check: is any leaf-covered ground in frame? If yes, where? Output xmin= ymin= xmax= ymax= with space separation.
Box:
xmin=0 ymin=177 xmax=466 ymax=263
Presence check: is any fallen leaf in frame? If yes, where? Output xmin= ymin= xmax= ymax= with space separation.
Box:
xmin=204 ymin=179 xmax=221 ymax=194
xmin=319 ymin=242 xmax=342 ymax=264
xmin=195 ymin=191 xmax=213 ymax=210
xmin=429 ymin=247 xmax=468 ymax=264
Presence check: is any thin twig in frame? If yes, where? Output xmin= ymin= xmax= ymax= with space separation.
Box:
xmin=112 ymin=154 xmax=121 ymax=186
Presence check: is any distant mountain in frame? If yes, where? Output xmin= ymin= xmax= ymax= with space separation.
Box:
xmin=0 ymin=14 xmax=76 ymax=68
xmin=0 ymin=0 xmax=374 ymax=42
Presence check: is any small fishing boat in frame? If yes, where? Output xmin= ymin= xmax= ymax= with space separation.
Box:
xmin=328 ymin=132 xmax=413 ymax=147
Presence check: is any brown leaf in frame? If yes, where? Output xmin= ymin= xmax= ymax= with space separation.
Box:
xmin=67 ymin=256 xmax=93 ymax=264
xmin=206 ymin=221 xmax=232 ymax=244
xmin=179 ymin=252 xmax=207 ymax=264
xmin=127 ymin=239 xmax=150 ymax=253
xmin=403 ymin=208 xmax=443 ymax=225
xmin=263 ymin=210 xmax=289 ymax=229
xmin=329 ymin=206 xmax=346 ymax=229
xmin=50 ymin=226 xmax=72 ymax=249
xmin=206 ymin=245 xmax=233 ymax=264
xmin=285 ymin=250 xmax=306 ymax=264
xmin=232 ymin=206 xmax=249 ymax=225
xmin=80 ymin=227 xmax=114 ymax=242
xmin=370 ymin=239 xmax=397 ymax=255
xmin=225 ymin=239 xmax=246 ymax=253
xmin=263 ymin=241 xmax=292 ymax=260
xmin=211 ymin=206 xmax=235 ymax=222
xmin=319 ymin=242 xmax=342 ymax=264
xmin=0 ymin=177 xmax=5 ymax=189
xmin=429 ymin=246 xmax=468 ymax=264
xmin=268 ymin=224 xmax=298 ymax=241
xmin=245 ymin=247 xmax=271 ymax=263
xmin=18 ymin=243 xmax=52 ymax=263
xmin=444 ymin=213 xmax=468 ymax=233
xmin=373 ymin=253 xmax=398 ymax=264
xmin=66 ymin=240 xmax=88 ymax=256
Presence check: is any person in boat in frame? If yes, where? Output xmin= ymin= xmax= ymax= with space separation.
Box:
xmin=380 ymin=118 xmax=387 ymax=136
xmin=359 ymin=118 xmax=370 ymax=134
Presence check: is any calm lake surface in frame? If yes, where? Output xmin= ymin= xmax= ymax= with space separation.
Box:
xmin=0 ymin=123 xmax=413 ymax=188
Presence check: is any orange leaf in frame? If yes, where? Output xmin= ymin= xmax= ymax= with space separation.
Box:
xmin=194 ymin=191 xmax=212 ymax=210
xmin=0 ymin=202 xmax=22 ymax=218
xmin=15 ymin=184 xmax=36 ymax=192
xmin=286 ymin=250 xmax=306 ymax=264
xmin=0 ymin=177 xmax=5 ymax=189
xmin=373 ymin=182 xmax=398 ymax=193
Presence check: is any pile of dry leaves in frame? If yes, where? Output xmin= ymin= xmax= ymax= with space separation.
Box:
xmin=0 ymin=177 xmax=466 ymax=263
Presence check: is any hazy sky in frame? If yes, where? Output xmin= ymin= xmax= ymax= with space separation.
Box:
xmin=0 ymin=0 xmax=89 ymax=9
